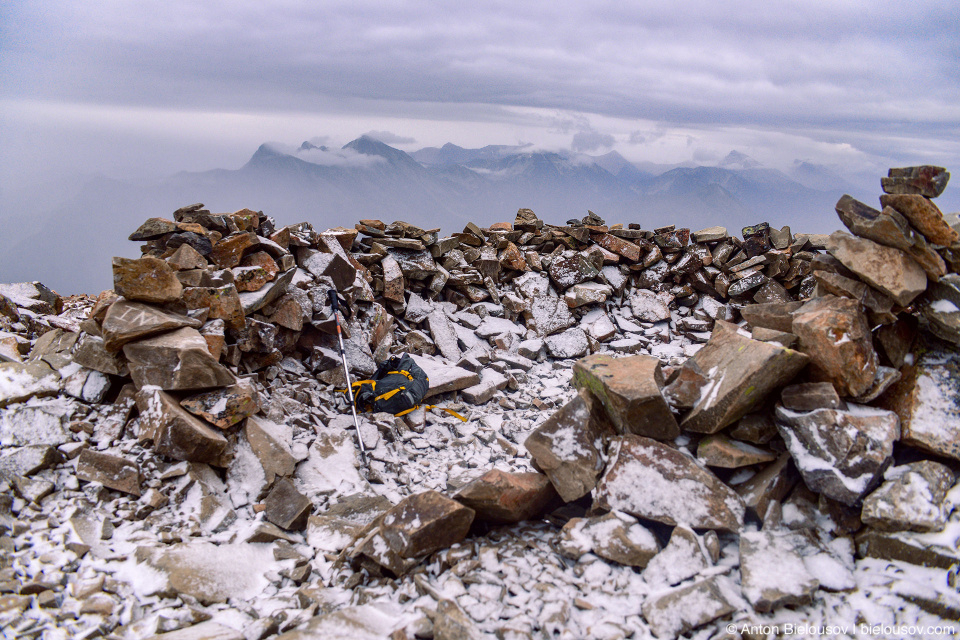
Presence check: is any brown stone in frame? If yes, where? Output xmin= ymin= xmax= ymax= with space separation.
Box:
xmin=264 ymin=478 xmax=312 ymax=531
xmin=454 ymin=470 xmax=558 ymax=524
xmin=381 ymin=255 xmax=405 ymax=303
xmin=879 ymin=344 xmax=960 ymax=461
xmin=245 ymin=416 xmax=296 ymax=484
xmin=166 ymin=243 xmax=208 ymax=270
xmin=180 ymin=379 xmax=259 ymax=429
xmin=129 ymin=217 xmax=177 ymax=240
xmin=572 ymin=353 xmax=679 ymax=439
xmin=135 ymin=387 xmax=228 ymax=464
xmin=680 ymin=328 xmax=808 ymax=434
xmin=498 ymin=242 xmax=527 ymax=271
xmin=379 ymin=491 xmax=474 ymax=558
xmin=99 ymin=299 xmax=197 ymax=351
xmin=123 ymin=327 xmax=236 ymax=390
xmin=780 ymin=382 xmax=842 ymax=411
xmin=880 ymin=193 xmax=960 ymax=246
xmin=696 ymin=435 xmax=776 ymax=468
xmin=791 ymin=295 xmax=878 ymax=397
xmin=824 ymin=231 xmax=927 ymax=307
xmin=641 ymin=575 xmax=737 ymax=638
xmin=76 ymin=449 xmax=141 ymax=496
xmin=595 ymin=435 xmax=745 ymax=531
xmin=181 ymin=285 xmax=245 ymax=331
xmin=735 ymin=454 xmax=797 ymax=520
xmin=112 ymin=256 xmax=183 ymax=303
xmin=740 ymin=301 xmax=804 ymax=333
xmin=523 ymin=392 xmax=614 ymax=502
xmin=231 ymin=266 xmax=273 ymax=292
xmin=210 ymin=232 xmax=259 ymax=268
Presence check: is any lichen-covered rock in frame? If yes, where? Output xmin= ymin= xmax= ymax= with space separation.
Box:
xmin=112 ymin=256 xmax=182 ymax=303
xmin=572 ymin=353 xmax=678 ymax=440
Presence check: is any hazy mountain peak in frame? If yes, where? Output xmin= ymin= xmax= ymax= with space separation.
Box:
xmin=718 ymin=150 xmax=762 ymax=170
xmin=343 ymin=136 xmax=418 ymax=167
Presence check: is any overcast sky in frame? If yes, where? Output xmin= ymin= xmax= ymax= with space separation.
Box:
xmin=2 ymin=0 xmax=960 ymax=192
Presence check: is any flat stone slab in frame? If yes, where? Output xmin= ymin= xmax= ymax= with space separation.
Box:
xmin=595 ymin=435 xmax=745 ymax=532
xmin=124 ymin=327 xmax=236 ymax=391
xmin=410 ymin=354 xmax=480 ymax=398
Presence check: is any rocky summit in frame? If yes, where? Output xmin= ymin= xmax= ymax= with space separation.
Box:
xmin=1 ymin=166 xmax=959 ymax=639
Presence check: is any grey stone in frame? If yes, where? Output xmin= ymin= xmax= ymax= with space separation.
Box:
xmin=775 ymin=403 xmax=899 ymax=505
xmin=76 ymin=449 xmax=141 ymax=496
xmin=558 ymin=511 xmax=660 ymax=567
xmin=124 ymin=327 xmax=236 ymax=391
xmin=595 ymin=435 xmax=745 ymax=531
xmin=641 ymin=575 xmax=737 ymax=639
xmin=544 ymin=327 xmax=588 ymax=359
xmin=740 ymin=530 xmax=820 ymax=612
xmin=265 ymin=478 xmax=313 ymax=531
xmin=861 ymin=461 xmax=956 ymax=532
xmin=136 ymin=387 xmax=228 ymax=465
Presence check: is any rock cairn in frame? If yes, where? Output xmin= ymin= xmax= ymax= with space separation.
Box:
xmin=1 ymin=166 xmax=959 ymax=638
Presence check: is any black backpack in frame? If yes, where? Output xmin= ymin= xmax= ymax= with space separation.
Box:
xmin=352 ymin=354 xmax=430 ymax=416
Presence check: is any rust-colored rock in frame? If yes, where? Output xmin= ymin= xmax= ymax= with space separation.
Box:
xmin=454 ymin=469 xmax=557 ymax=524
xmin=112 ymin=256 xmax=182 ymax=304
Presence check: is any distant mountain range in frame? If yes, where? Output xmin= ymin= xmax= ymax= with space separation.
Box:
xmin=2 ymin=136 xmax=879 ymax=294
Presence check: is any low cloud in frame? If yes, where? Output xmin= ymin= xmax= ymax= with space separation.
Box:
xmin=264 ymin=142 xmax=385 ymax=168
xmin=572 ymin=131 xmax=615 ymax=153
xmin=362 ymin=130 xmax=417 ymax=145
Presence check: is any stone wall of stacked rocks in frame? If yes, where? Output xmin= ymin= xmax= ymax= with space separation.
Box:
xmin=1 ymin=165 xmax=959 ymax=637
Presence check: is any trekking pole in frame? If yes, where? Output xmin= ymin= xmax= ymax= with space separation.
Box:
xmin=328 ymin=289 xmax=367 ymax=466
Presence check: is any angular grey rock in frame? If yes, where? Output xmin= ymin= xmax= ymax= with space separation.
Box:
xmin=0 ymin=445 xmax=62 ymax=477
xmin=307 ymin=494 xmax=393 ymax=553
xmin=740 ymin=530 xmax=820 ymax=612
xmin=855 ymin=529 xmax=960 ymax=569
xmin=271 ymin=603 xmax=410 ymax=640
xmin=558 ymin=511 xmax=660 ymax=567
xmin=641 ymin=575 xmax=737 ymax=639
xmin=775 ymin=403 xmax=899 ymax=505
xmin=76 ymin=449 xmax=141 ymax=496
xmin=143 ymin=621 xmax=243 ymax=640
xmin=544 ymin=327 xmax=588 ymax=359
xmin=71 ymin=334 xmax=128 ymax=375
xmin=0 ymin=361 xmax=61 ymax=408
xmin=861 ymin=461 xmax=956 ymax=533
xmin=0 ymin=399 xmax=71 ymax=447
xmin=595 ymin=435 xmax=746 ymax=531
xmin=523 ymin=295 xmax=575 ymax=336
xmin=426 ymin=310 xmax=462 ymax=361
xmin=572 ymin=353 xmax=678 ymax=439
xmin=264 ymin=477 xmax=313 ymax=531
xmin=629 ymin=289 xmax=672 ymax=322
xmin=548 ymin=252 xmax=600 ymax=290
xmin=880 ymin=344 xmax=960 ymax=461
xmin=523 ymin=392 xmax=614 ymax=502
xmin=301 ymin=251 xmax=356 ymax=290
xmin=882 ymin=165 xmax=950 ymax=198
xmin=123 ymin=327 xmax=236 ymax=391
xmin=434 ymin=599 xmax=484 ymax=640
xmin=409 ymin=354 xmax=480 ymax=398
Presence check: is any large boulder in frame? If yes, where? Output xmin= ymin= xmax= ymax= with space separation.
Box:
xmin=123 ymin=327 xmax=236 ymax=390
xmin=454 ymin=469 xmax=557 ymax=524
xmin=775 ymin=403 xmax=899 ymax=505
xmin=680 ymin=327 xmax=808 ymax=434
xmin=861 ymin=461 xmax=956 ymax=533
xmin=135 ymin=387 xmax=228 ymax=465
xmin=791 ymin=295 xmax=878 ymax=397
xmin=523 ymin=392 xmax=614 ymax=502
xmin=594 ymin=435 xmax=745 ymax=532
xmin=879 ymin=343 xmax=960 ymax=461
xmin=572 ymin=353 xmax=678 ymax=439
xmin=112 ymin=256 xmax=182 ymax=303
xmin=101 ymin=299 xmax=202 ymax=351
xmin=824 ymin=231 xmax=927 ymax=307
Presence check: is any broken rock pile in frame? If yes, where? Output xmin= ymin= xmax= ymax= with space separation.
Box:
xmin=1 ymin=166 xmax=959 ymax=638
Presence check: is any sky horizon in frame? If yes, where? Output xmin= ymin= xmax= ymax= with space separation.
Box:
xmin=3 ymin=1 xmax=960 ymax=196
